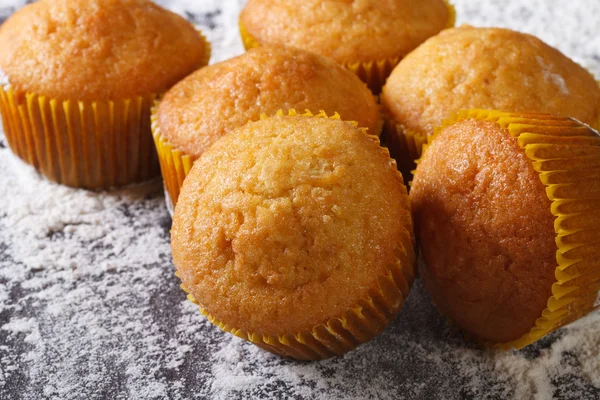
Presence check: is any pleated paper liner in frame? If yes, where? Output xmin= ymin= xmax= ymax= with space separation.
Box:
xmin=238 ymin=17 xmax=261 ymax=51
xmin=416 ymin=109 xmax=600 ymax=350
xmin=179 ymin=235 xmax=415 ymax=361
xmin=380 ymin=110 xmax=579 ymax=181
xmin=238 ymin=0 xmax=455 ymax=94
xmin=152 ymin=106 xmax=384 ymax=210
xmin=175 ymin=109 xmax=415 ymax=360
xmin=0 ymin=87 xmax=161 ymax=189
xmin=385 ymin=79 xmax=600 ymax=182
xmin=380 ymin=113 xmax=428 ymax=180
xmin=151 ymin=102 xmax=193 ymax=210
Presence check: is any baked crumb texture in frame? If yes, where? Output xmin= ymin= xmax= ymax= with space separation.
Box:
xmin=239 ymin=0 xmax=455 ymax=93
xmin=171 ymin=110 xmax=416 ymax=360
xmin=152 ymin=45 xmax=381 ymax=206
xmin=411 ymin=109 xmax=600 ymax=349
xmin=0 ymin=0 xmax=210 ymax=188
xmin=381 ymin=27 xmax=600 ymax=176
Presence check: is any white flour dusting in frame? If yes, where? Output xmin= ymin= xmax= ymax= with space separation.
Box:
xmin=536 ymin=56 xmax=571 ymax=95
xmin=0 ymin=0 xmax=599 ymax=399
xmin=0 ymin=68 xmax=10 ymax=91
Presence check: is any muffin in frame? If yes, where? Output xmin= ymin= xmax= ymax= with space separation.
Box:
xmin=0 ymin=0 xmax=210 ymax=189
xmin=381 ymin=26 xmax=600 ymax=175
xmin=411 ymin=109 xmax=600 ymax=349
xmin=239 ymin=0 xmax=455 ymax=93
xmin=153 ymin=45 xmax=380 ymax=207
xmin=171 ymin=111 xmax=416 ymax=360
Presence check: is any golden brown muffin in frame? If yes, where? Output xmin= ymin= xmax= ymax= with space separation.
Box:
xmin=381 ymin=26 xmax=600 ymax=174
xmin=0 ymin=0 xmax=210 ymax=189
xmin=0 ymin=0 xmax=208 ymax=100
xmin=154 ymin=45 xmax=380 ymax=206
xmin=411 ymin=109 xmax=600 ymax=348
xmin=171 ymin=112 xmax=416 ymax=359
xmin=239 ymin=0 xmax=455 ymax=93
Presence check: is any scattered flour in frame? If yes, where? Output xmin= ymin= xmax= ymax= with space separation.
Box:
xmin=0 ymin=0 xmax=599 ymax=399
xmin=0 ymin=68 xmax=10 ymax=90
xmin=536 ymin=56 xmax=570 ymax=95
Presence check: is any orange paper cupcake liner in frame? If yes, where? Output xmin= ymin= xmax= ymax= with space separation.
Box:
xmin=152 ymin=106 xmax=382 ymax=209
xmin=0 ymin=87 xmax=160 ymax=189
xmin=176 ymin=109 xmax=416 ymax=360
xmin=418 ymin=109 xmax=600 ymax=350
xmin=238 ymin=1 xmax=455 ymax=94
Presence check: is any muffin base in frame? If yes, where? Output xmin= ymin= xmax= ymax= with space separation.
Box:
xmin=0 ymin=87 xmax=160 ymax=189
xmin=175 ymin=110 xmax=416 ymax=360
xmin=152 ymin=107 xmax=380 ymax=210
xmin=418 ymin=109 xmax=600 ymax=350
xmin=238 ymin=1 xmax=456 ymax=94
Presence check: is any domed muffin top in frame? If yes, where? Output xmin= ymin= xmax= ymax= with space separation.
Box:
xmin=240 ymin=0 xmax=452 ymax=64
xmin=171 ymin=115 xmax=414 ymax=335
xmin=157 ymin=45 xmax=380 ymax=158
xmin=0 ymin=0 xmax=208 ymax=100
xmin=382 ymin=26 xmax=600 ymax=136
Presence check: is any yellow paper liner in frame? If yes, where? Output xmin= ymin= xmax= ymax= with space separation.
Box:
xmin=151 ymin=102 xmax=194 ymax=208
xmin=238 ymin=1 xmax=455 ymax=94
xmin=152 ymin=105 xmax=382 ymax=208
xmin=175 ymin=109 xmax=416 ymax=360
xmin=0 ymin=31 xmax=211 ymax=189
xmin=417 ymin=109 xmax=600 ymax=350
xmin=385 ymin=79 xmax=600 ymax=179
xmin=380 ymin=112 xmax=427 ymax=179
xmin=0 ymin=87 xmax=160 ymax=189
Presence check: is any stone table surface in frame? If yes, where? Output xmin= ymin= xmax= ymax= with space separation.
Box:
xmin=0 ymin=1 xmax=599 ymax=399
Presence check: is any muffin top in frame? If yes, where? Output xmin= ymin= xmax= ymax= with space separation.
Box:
xmin=171 ymin=115 xmax=414 ymax=335
xmin=382 ymin=26 xmax=600 ymax=136
xmin=157 ymin=45 xmax=380 ymax=158
xmin=240 ymin=0 xmax=452 ymax=64
xmin=411 ymin=118 xmax=556 ymax=343
xmin=0 ymin=0 xmax=208 ymax=100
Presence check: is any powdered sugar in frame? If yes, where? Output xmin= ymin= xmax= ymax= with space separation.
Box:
xmin=0 ymin=0 xmax=599 ymax=399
